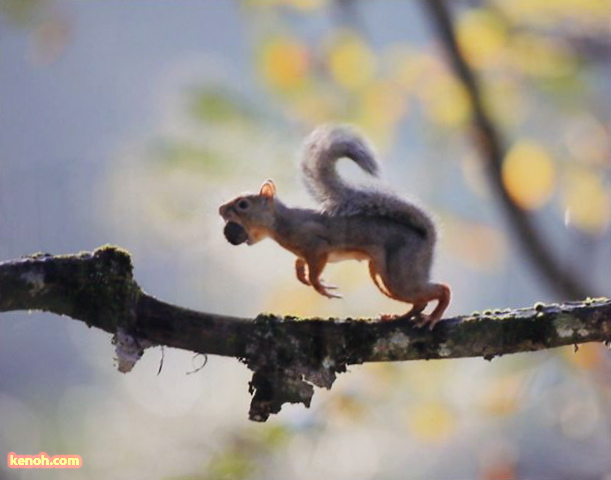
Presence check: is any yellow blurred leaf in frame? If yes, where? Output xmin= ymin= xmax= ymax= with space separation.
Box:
xmin=502 ymin=141 xmax=556 ymax=210
xmin=564 ymin=116 xmax=610 ymax=166
xmin=357 ymin=80 xmax=408 ymax=132
xmin=260 ymin=36 xmax=310 ymax=90
xmin=444 ymin=219 xmax=507 ymax=271
xmin=456 ymin=10 xmax=507 ymax=67
xmin=504 ymin=0 xmax=611 ymax=31
xmin=479 ymin=376 xmax=523 ymax=416
xmin=326 ymin=392 xmax=368 ymax=422
xmin=563 ymin=166 xmax=611 ymax=234
xmin=289 ymin=90 xmax=339 ymax=124
xmin=205 ymin=450 xmax=255 ymax=480
xmin=386 ymin=47 xmax=438 ymax=91
xmin=509 ymin=34 xmax=576 ymax=78
xmin=564 ymin=343 xmax=605 ymax=370
xmin=327 ymin=32 xmax=376 ymax=91
xmin=401 ymin=362 xmax=450 ymax=398
xmin=407 ymin=402 xmax=455 ymax=442
xmin=285 ymin=0 xmax=327 ymax=10
xmin=481 ymin=78 xmax=525 ymax=127
xmin=264 ymin=282 xmax=326 ymax=317
xmin=253 ymin=424 xmax=290 ymax=449
xmin=421 ymin=75 xmax=470 ymax=127
xmin=364 ymin=363 xmax=403 ymax=394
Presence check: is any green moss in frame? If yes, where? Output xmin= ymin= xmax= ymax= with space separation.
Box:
xmin=534 ymin=302 xmax=546 ymax=312
xmin=28 ymin=252 xmax=53 ymax=259
xmin=67 ymin=247 xmax=138 ymax=331
xmin=46 ymin=246 xmax=138 ymax=332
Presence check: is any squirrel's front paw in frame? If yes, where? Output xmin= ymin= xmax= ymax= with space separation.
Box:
xmin=313 ymin=280 xmax=342 ymax=299
xmin=321 ymin=290 xmax=343 ymax=299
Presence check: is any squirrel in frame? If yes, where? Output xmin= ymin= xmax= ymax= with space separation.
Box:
xmin=219 ymin=125 xmax=451 ymax=328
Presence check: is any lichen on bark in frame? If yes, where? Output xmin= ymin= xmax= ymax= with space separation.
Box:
xmin=1 ymin=247 xmax=610 ymax=422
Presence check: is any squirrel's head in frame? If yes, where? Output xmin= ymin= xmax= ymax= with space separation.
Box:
xmin=219 ymin=180 xmax=277 ymax=246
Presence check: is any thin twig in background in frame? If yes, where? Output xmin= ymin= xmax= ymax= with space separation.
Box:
xmin=422 ymin=0 xmax=600 ymax=300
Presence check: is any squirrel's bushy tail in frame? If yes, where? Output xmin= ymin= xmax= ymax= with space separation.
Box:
xmin=302 ymin=124 xmax=379 ymax=213
xmin=301 ymin=124 xmax=437 ymax=242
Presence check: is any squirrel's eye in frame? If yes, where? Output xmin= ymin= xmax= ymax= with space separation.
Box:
xmin=237 ymin=199 xmax=249 ymax=210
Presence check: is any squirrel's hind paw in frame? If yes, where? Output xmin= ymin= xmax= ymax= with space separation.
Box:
xmin=413 ymin=314 xmax=442 ymax=330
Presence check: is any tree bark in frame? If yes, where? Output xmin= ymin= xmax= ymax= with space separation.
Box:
xmin=1 ymin=246 xmax=609 ymax=421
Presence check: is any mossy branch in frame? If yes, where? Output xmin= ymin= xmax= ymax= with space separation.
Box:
xmin=1 ymin=246 xmax=610 ymax=421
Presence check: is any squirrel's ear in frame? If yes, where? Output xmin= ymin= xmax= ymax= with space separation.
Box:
xmin=260 ymin=179 xmax=276 ymax=198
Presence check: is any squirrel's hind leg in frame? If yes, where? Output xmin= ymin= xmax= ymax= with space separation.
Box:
xmin=407 ymin=283 xmax=451 ymax=329
xmin=368 ymin=261 xmax=393 ymax=298
xmin=375 ymin=244 xmax=451 ymax=327
xmin=374 ymin=259 xmax=450 ymax=328
xmin=295 ymin=258 xmax=311 ymax=286
xmin=369 ymin=261 xmax=430 ymax=320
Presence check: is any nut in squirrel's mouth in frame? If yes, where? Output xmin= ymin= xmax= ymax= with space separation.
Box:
xmin=223 ymin=220 xmax=249 ymax=246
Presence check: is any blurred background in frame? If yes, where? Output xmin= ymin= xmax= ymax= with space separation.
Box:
xmin=1 ymin=1 xmax=610 ymax=479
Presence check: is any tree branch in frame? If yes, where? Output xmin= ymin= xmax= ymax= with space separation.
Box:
xmin=1 ymin=246 xmax=610 ymax=421
xmin=421 ymin=0 xmax=600 ymax=300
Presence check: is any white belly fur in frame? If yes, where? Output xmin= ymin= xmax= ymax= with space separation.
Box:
xmin=327 ymin=250 xmax=369 ymax=263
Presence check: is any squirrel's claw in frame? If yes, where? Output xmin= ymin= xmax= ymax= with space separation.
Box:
xmin=412 ymin=313 xmax=441 ymax=330
xmin=319 ymin=288 xmax=343 ymax=299
xmin=319 ymin=280 xmax=342 ymax=298
xmin=413 ymin=314 xmax=430 ymax=329
xmin=324 ymin=291 xmax=343 ymax=299
xmin=313 ymin=282 xmax=343 ymax=299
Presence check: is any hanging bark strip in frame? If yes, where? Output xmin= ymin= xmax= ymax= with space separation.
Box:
xmin=1 ymin=246 xmax=609 ymax=421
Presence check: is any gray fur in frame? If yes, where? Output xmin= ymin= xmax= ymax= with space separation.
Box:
xmin=301 ymin=124 xmax=436 ymax=243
